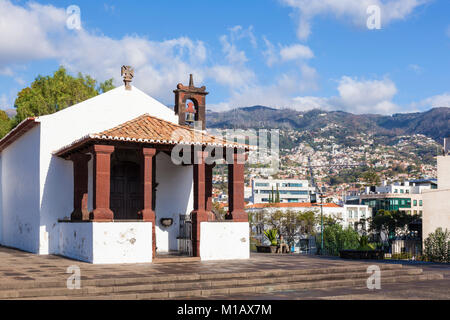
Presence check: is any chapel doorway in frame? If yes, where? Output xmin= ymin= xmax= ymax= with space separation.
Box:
xmin=110 ymin=149 xmax=143 ymax=220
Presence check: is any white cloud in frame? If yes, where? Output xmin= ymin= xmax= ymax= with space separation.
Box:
xmin=291 ymin=76 xmax=400 ymax=114
xmin=0 ymin=0 xmax=66 ymax=65
xmin=207 ymin=65 xmax=255 ymax=88
xmin=228 ymin=25 xmax=257 ymax=48
xmin=414 ymin=93 xmax=450 ymax=108
xmin=209 ymin=65 xmax=320 ymax=111
xmin=280 ymin=0 xmax=430 ymax=40
xmin=219 ymin=34 xmax=248 ymax=65
xmin=0 ymin=94 xmax=8 ymax=109
xmin=0 ymin=0 xmax=228 ymax=103
xmin=262 ymin=39 xmax=314 ymax=66
xmin=262 ymin=37 xmax=278 ymax=67
xmin=408 ymin=64 xmax=424 ymax=74
xmin=331 ymin=76 xmax=398 ymax=114
xmin=280 ymin=44 xmax=314 ymax=61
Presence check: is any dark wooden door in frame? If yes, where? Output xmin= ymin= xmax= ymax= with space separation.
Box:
xmin=110 ymin=161 xmax=142 ymax=220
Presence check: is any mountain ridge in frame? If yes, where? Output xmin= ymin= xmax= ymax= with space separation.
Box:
xmin=207 ymin=106 xmax=450 ymax=144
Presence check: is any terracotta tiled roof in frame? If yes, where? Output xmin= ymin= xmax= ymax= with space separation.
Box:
xmin=246 ymin=203 xmax=342 ymax=209
xmin=55 ymin=114 xmax=251 ymax=156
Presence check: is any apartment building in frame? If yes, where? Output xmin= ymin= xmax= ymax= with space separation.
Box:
xmin=360 ymin=179 xmax=436 ymax=215
xmin=251 ymin=178 xmax=313 ymax=204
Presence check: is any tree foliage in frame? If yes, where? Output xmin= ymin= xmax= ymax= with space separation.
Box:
xmin=321 ymin=224 xmax=360 ymax=256
xmin=369 ymin=209 xmax=421 ymax=241
xmin=423 ymin=228 xmax=450 ymax=263
xmin=0 ymin=110 xmax=12 ymax=138
xmin=263 ymin=209 xmax=318 ymax=246
xmin=12 ymin=66 xmax=115 ymax=126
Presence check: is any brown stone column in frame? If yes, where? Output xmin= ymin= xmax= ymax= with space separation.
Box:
xmin=138 ymin=147 xmax=157 ymax=258
xmin=70 ymin=153 xmax=91 ymax=221
xmin=226 ymin=150 xmax=248 ymax=222
xmin=191 ymin=150 xmax=209 ymax=257
xmin=90 ymin=145 xmax=115 ymax=222
xmin=205 ymin=162 xmax=216 ymax=220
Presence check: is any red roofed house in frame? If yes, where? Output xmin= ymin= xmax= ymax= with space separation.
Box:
xmin=0 ymin=70 xmax=250 ymax=264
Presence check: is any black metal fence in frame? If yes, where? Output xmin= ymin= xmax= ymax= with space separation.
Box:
xmin=177 ymin=214 xmax=193 ymax=256
xmin=388 ymin=239 xmax=422 ymax=260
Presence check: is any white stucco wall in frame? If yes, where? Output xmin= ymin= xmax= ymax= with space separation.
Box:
xmin=0 ymin=154 xmax=2 ymax=244
xmin=422 ymin=156 xmax=450 ymax=240
xmin=37 ymin=86 xmax=178 ymax=254
xmin=155 ymin=152 xmax=193 ymax=253
xmin=59 ymin=222 xmax=153 ymax=264
xmin=200 ymin=222 xmax=250 ymax=261
xmin=0 ymin=125 xmax=41 ymax=253
xmin=437 ymin=156 xmax=450 ymax=189
xmin=422 ymin=189 xmax=450 ymax=239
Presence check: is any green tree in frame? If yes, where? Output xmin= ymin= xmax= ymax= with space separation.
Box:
xmin=321 ymin=224 xmax=360 ymax=256
xmin=297 ymin=210 xmax=318 ymax=236
xmin=0 ymin=110 xmax=12 ymax=138
xmin=423 ymin=228 xmax=450 ymax=263
xmin=369 ymin=209 xmax=421 ymax=241
xmin=13 ymin=66 xmax=115 ymax=125
xmin=362 ymin=169 xmax=380 ymax=186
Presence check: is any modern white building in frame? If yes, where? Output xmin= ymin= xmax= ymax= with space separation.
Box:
xmin=0 ymin=71 xmax=250 ymax=264
xmin=360 ymin=179 xmax=436 ymax=215
xmin=343 ymin=204 xmax=372 ymax=231
xmin=251 ymin=178 xmax=313 ymax=204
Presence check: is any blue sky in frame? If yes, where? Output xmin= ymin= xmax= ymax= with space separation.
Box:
xmin=0 ymin=0 xmax=449 ymax=114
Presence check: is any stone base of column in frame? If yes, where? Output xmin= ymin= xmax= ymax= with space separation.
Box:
xmin=191 ymin=210 xmax=209 ymax=257
xmin=138 ymin=209 xmax=155 ymax=222
xmin=90 ymin=208 xmax=114 ymax=222
xmin=225 ymin=210 xmax=248 ymax=222
xmin=138 ymin=209 xmax=156 ymax=257
xmin=71 ymin=208 xmax=90 ymax=221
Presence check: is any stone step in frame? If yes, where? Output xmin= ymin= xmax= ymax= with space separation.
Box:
xmin=0 ymin=263 xmax=403 ymax=290
xmin=0 ymin=267 xmax=429 ymax=299
xmin=11 ymin=272 xmax=443 ymax=300
xmin=153 ymin=257 xmax=201 ymax=264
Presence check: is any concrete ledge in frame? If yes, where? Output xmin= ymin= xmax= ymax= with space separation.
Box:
xmin=58 ymin=222 xmax=152 ymax=264
xmin=200 ymin=222 xmax=249 ymax=261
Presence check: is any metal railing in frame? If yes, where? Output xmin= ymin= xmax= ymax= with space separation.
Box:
xmin=177 ymin=214 xmax=193 ymax=256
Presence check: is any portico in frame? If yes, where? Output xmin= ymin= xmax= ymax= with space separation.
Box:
xmin=55 ymin=112 xmax=249 ymax=262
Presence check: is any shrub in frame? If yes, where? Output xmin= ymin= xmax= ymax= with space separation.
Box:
xmin=320 ymin=224 xmax=360 ymax=256
xmin=391 ymin=253 xmax=413 ymax=260
xmin=264 ymin=229 xmax=278 ymax=246
xmin=423 ymin=228 xmax=450 ymax=263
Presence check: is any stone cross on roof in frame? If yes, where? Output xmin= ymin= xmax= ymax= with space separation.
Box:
xmin=121 ymin=65 xmax=134 ymax=90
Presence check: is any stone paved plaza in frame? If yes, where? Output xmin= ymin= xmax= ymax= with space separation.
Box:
xmin=0 ymin=246 xmax=448 ymax=299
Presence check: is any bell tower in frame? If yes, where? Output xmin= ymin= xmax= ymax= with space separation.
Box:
xmin=174 ymin=74 xmax=209 ymax=130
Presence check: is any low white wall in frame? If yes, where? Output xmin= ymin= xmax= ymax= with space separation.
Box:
xmin=200 ymin=222 xmax=250 ymax=261
xmin=59 ymin=222 xmax=152 ymax=264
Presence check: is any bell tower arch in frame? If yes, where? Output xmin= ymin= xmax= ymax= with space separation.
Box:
xmin=173 ymin=74 xmax=209 ymax=130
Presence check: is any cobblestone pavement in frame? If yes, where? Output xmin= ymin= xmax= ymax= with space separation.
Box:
xmin=0 ymin=246 xmax=448 ymax=299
